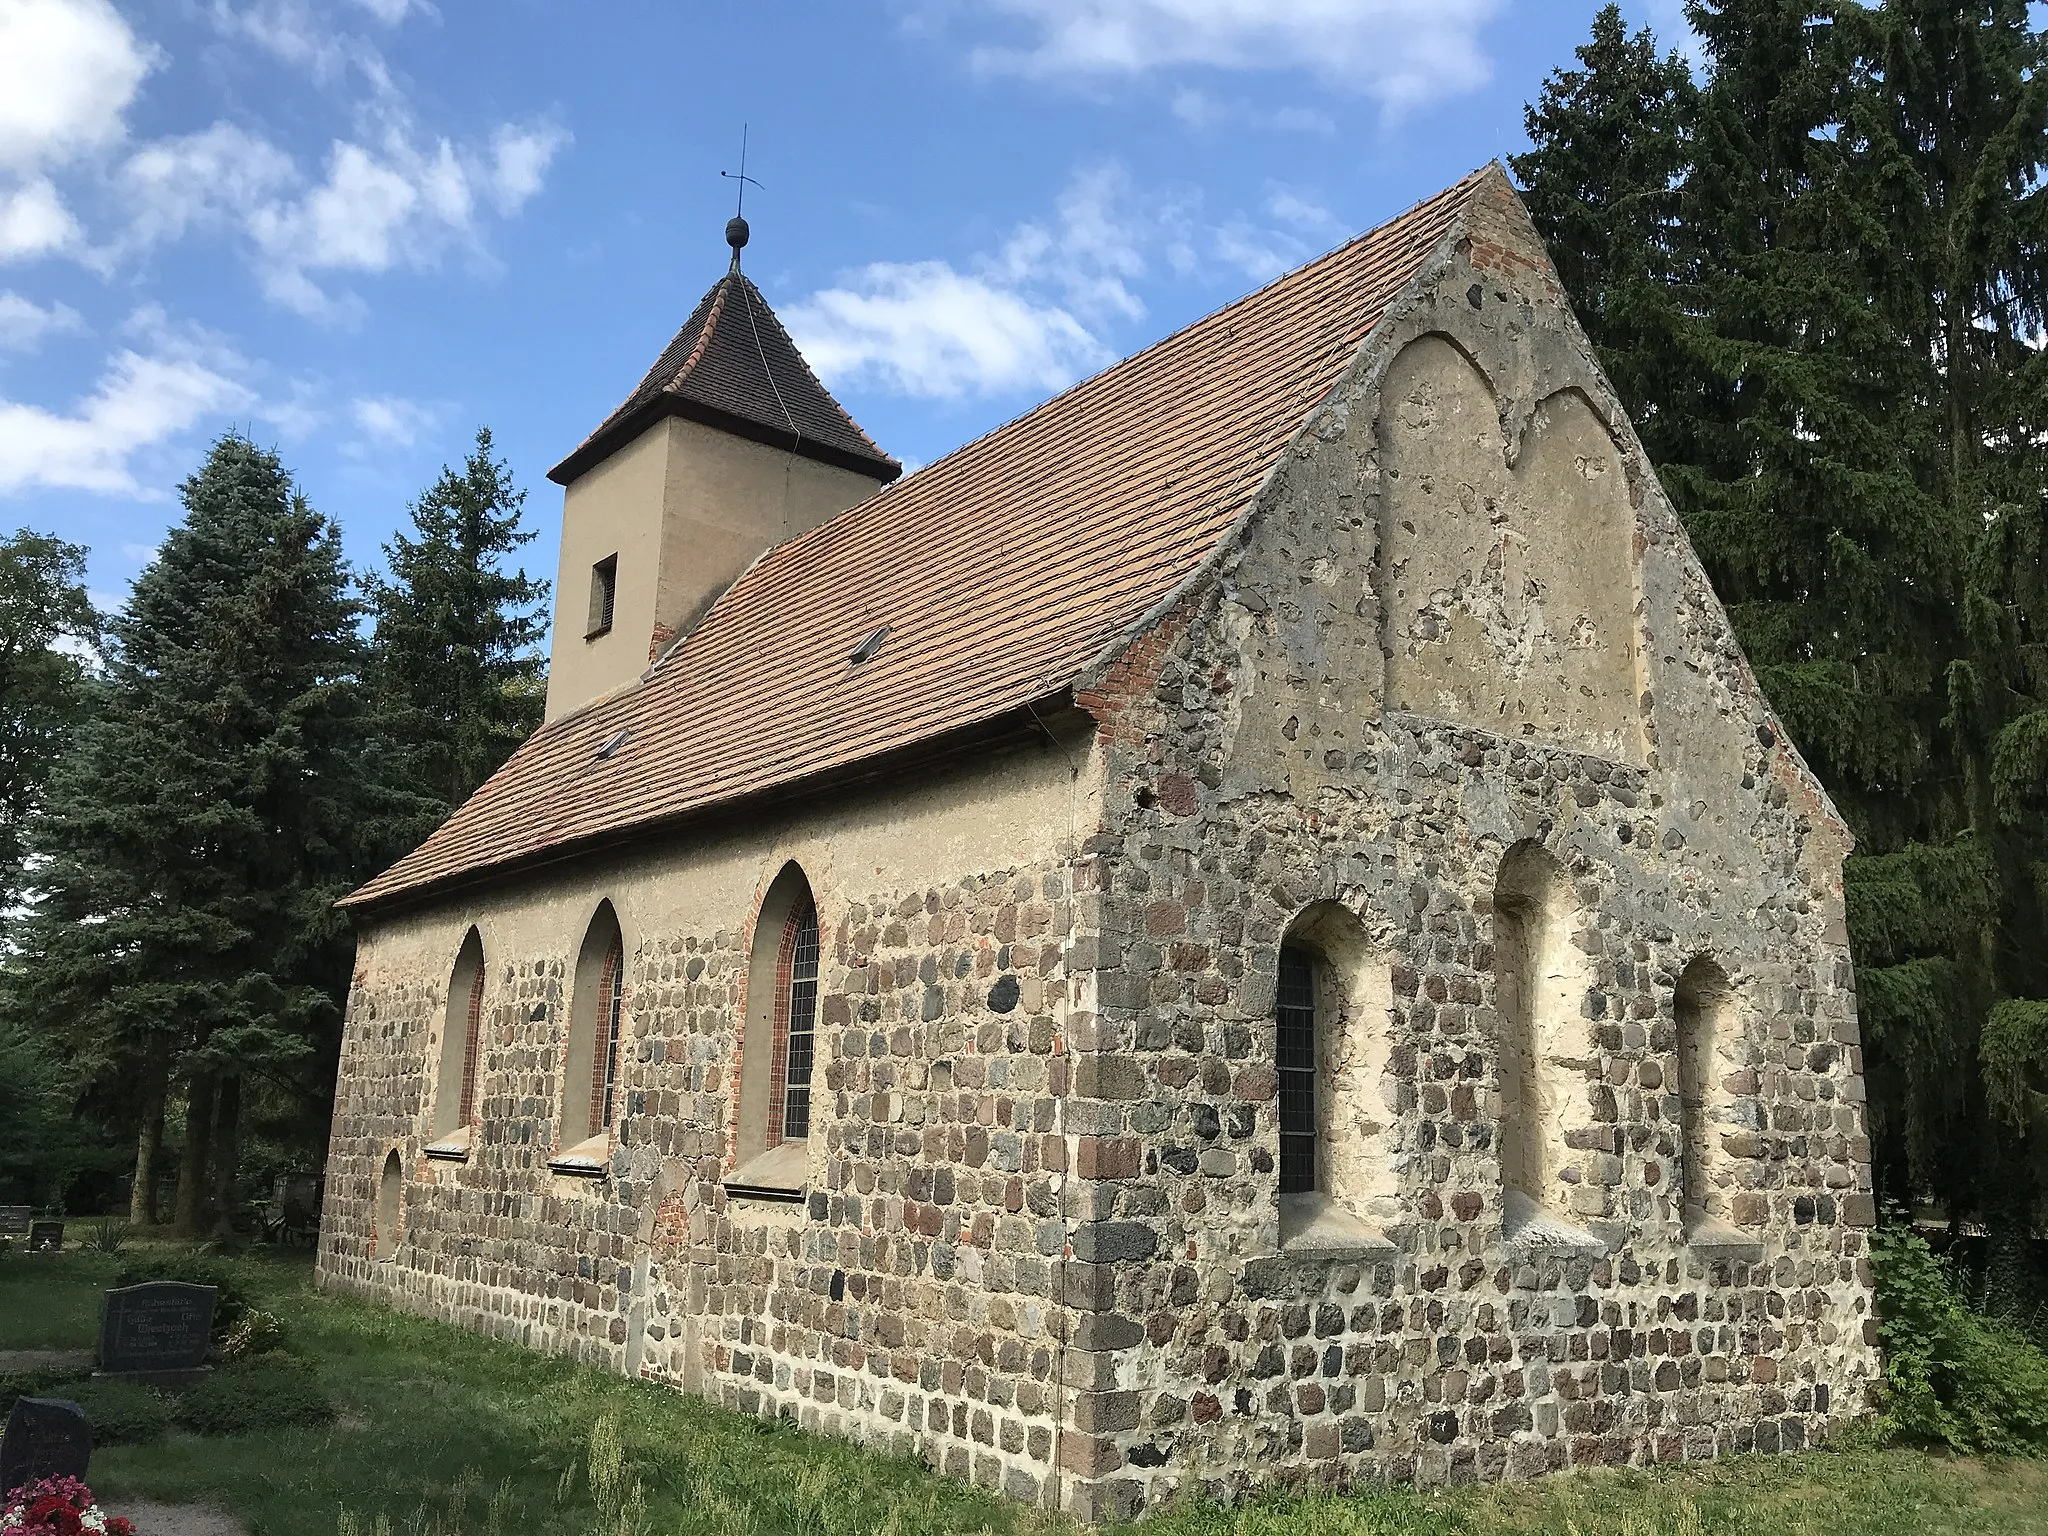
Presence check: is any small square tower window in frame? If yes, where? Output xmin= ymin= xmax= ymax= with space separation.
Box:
xmin=586 ymin=555 xmax=618 ymax=639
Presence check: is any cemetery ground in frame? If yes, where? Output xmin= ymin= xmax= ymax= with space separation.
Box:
xmin=2 ymin=1244 xmax=2046 ymax=1535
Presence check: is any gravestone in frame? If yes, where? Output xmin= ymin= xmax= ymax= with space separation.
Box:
xmin=0 ymin=1397 xmax=90 ymax=1496
xmin=27 ymin=1221 xmax=62 ymax=1253
xmin=97 ymin=1282 xmax=216 ymax=1383
xmin=0 ymin=1207 xmax=28 ymax=1240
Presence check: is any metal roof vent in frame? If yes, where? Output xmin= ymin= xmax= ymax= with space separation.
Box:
xmin=594 ymin=728 xmax=631 ymax=761
xmin=849 ymin=625 xmax=891 ymax=665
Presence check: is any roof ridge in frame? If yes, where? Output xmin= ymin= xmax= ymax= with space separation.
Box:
xmin=352 ymin=167 xmax=1502 ymax=910
xmin=819 ymin=166 xmax=1496 ymax=492
xmin=640 ymin=165 xmax=1492 ymax=683
xmin=673 ymin=276 xmax=731 ymax=384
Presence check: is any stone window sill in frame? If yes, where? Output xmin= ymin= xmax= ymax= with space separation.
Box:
xmin=548 ymin=1134 xmax=611 ymax=1179
xmin=1502 ymin=1189 xmax=1613 ymax=1261
xmin=1685 ymin=1213 xmax=1764 ymax=1265
xmin=424 ymin=1128 xmax=472 ymax=1163
xmin=1279 ymin=1192 xmax=1395 ymax=1259
xmin=723 ymin=1142 xmax=808 ymax=1206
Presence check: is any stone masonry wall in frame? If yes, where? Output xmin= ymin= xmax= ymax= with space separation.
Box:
xmin=1046 ymin=179 xmax=1879 ymax=1520
xmin=317 ymin=741 xmax=1094 ymax=1507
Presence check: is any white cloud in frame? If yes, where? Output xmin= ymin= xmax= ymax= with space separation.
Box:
xmin=351 ymin=0 xmax=424 ymax=23
xmin=0 ymin=177 xmax=82 ymax=260
xmin=786 ymin=163 xmax=1360 ymax=400
xmin=961 ymin=0 xmax=1499 ymax=113
xmin=0 ymin=0 xmax=154 ymax=173
xmin=0 ymin=343 xmax=251 ymax=495
xmin=486 ymin=122 xmax=566 ymax=216
xmin=120 ymin=122 xmax=297 ymax=248
xmin=350 ymin=392 xmax=434 ymax=447
xmin=786 ymin=164 xmax=1153 ymax=400
xmin=0 ymin=290 xmax=82 ymax=350
xmin=116 ymin=116 xmax=569 ymax=319
xmin=785 ymin=262 xmax=1109 ymax=400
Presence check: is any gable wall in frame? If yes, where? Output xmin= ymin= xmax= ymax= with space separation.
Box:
xmin=315 ymin=730 xmax=1099 ymax=1506
xmin=1051 ymin=183 xmax=1876 ymax=1518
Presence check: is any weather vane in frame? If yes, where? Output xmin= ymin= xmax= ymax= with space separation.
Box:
xmin=721 ymin=125 xmax=761 ymax=266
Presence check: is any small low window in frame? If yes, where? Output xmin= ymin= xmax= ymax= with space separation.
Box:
xmin=586 ymin=555 xmax=618 ymax=639
xmin=1276 ymin=946 xmax=1318 ymax=1194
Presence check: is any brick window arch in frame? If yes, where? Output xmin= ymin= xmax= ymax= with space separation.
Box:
xmin=558 ymin=901 xmax=627 ymax=1160
xmin=588 ymin=933 xmax=626 ymax=1136
xmin=430 ymin=928 xmax=486 ymax=1150
xmin=732 ymin=862 xmax=824 ymax=1190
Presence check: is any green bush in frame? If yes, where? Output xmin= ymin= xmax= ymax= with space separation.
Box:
xmin=1872 ymin=1223 xmax=2048 ymax=1454
xmin=85 ymin=1216 xmax=130 ymax=1254
xmin=218 ymin=1307 xmax=286 ymax=1362
xmin=175 ymin=1356 xmax=334 ymax=1436
xmin=113 ymin=1251 xmax=249 ymax=1336
xmin=47 ymin=1374 xmax=172 ymax=1444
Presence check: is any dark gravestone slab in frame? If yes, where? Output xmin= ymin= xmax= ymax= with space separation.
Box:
xmin=97 ymin=1282 xmax=216 ymax=1380
xmin=27 ymin=1221 xmax=62 ymax=1253
xmin=0 ymin=1397 xmax=90 ymax=1495
xmin=0 ymin=1207 xmax=28 ymax=1239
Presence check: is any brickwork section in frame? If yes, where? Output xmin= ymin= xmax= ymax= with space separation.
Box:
xmin=319 ymin=864 xmax=1079 ymax=1506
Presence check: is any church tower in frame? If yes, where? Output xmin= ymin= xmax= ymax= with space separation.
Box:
xmin=542 ymin=216 xmax=899 ymax=721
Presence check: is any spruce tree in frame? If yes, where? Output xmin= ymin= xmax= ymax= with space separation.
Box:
xmin=1510 ymin=5 xmax=1697 ymax=463
xmin=18 ymin=435 xmax=365 ymax=1233
xmin=363 ymin=427 xmax=547 ymax=850
xmin=1518 ymin=2 xmax=2048 ymax=1276
xmin=0 ymin=530 xmax=98 ymax=920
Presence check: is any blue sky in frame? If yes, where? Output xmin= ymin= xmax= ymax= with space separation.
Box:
xmin=0 ymin=0 xmax=1690 ymax=622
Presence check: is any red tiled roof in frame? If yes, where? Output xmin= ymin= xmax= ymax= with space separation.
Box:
xmin=549 ymin=263 xmax=900 ymax=485
xmin=346 ymin=167 xmax=1494 ymax=911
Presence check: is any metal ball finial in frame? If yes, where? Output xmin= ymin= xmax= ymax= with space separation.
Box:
xmin=726 ymin=215 xmax=750 ymax=255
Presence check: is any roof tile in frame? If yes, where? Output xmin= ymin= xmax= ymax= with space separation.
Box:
xmin=348 ymin=168 xmax=1492 ymax=910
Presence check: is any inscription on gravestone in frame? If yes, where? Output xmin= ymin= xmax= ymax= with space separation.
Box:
xmin=0 ymin=1206 xmax=28 ymax=1239
xmin=0 ymin=1397 xmax=90 ymax=1495
xmin=98 ymin=1282 xmax=217 ymax=1376
xmin=27 ymin=1221 xmax=62 ymax=1253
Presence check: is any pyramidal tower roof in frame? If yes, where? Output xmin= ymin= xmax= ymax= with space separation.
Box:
xmin=549 ymin=234 xmax=900 ymax=486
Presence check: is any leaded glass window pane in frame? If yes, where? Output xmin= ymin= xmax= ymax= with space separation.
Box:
xmin=1277 ymin=945 xmax=1317 ymax=1194
xmin=782 ymin=903 xmax=820 ymax=1141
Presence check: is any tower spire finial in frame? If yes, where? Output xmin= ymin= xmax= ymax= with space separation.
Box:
xmin=720 ymin=124 xmax=760 ymax=271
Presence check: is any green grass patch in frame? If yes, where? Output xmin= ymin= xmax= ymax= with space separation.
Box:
xmin=4 ymin=1246 xmax=2047 ymax=1535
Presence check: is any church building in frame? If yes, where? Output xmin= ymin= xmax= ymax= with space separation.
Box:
xmin=315 ymin=165 xmax=1880 ymax=1521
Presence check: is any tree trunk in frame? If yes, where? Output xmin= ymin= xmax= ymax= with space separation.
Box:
xmin=208 ymin=1074 xmax=242 ymax=1239
xmin=129 ymin=1057 xmax=166 ymax=1227
xmin=172 ymin=1074 xmax=215 ymax=1238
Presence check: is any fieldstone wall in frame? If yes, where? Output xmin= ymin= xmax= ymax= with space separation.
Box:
xmin=1046 ymin=179 xmax=1877 ymax=1521
xmin=317 ymin=748 xmax=1093 ymax=1508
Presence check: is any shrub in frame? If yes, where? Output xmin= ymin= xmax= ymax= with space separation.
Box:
xmin=113 ymin=1251 xmax=249 ymax=1335
xmin=175 ymin=1356 xmax=334 ymax=1436
xmin=46 ymin=1375 xmax=172 ymax=1445
xmin=1872 ymin=1222 xmax=2048 ymax=1455
xmin=84 ymin=1217 xmax=130 ymax=1254
xmin=218 ymin=1307 xmax=286 ymax=1363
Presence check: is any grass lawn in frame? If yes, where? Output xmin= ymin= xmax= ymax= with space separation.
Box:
xmin=3 ymin=1243 xmax=2044 ymax=1535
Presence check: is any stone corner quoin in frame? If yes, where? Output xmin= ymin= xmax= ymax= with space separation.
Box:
xmin=313 ymin=171 xmax=1879 ymax=1525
